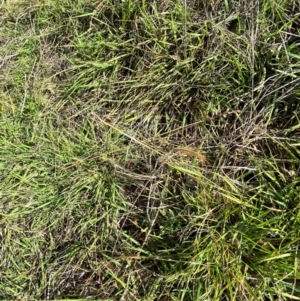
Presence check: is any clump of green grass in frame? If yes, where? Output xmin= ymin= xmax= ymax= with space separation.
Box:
xmin=0 ymin=0 xmax=300 ymax=300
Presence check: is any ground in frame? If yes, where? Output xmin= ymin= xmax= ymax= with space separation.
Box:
xmin=0 ymin=0 xmax=300 ymax=300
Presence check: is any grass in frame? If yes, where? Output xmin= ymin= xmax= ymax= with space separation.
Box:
xmin=0 ymin=0 xmax=300 ymax=300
